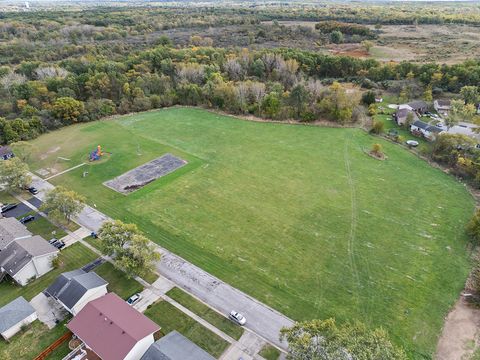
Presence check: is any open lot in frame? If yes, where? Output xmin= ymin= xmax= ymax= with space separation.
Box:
xmin=26 ymin=107 xmax=474 ymax=357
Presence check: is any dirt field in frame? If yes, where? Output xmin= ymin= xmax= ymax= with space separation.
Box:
xmin=262 ymin=21 xmax=480 ymax=64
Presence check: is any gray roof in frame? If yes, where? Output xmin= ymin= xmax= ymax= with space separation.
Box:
xmin=0 ymin=218 xmax=32 ymax=250
xmin=412 ymin=120 xmax=430 ymax=130
xmin=408 ymin=100 xmax=428 ymax=110
xmin=141 ymin=331 xmax=215 ymax=360
xmin=46 ymin=270 xmax=107 ymax=310
xmin=435 ymin=99 xmax=451 ymax=107
xmin=0 ymin=296 xmax=36 ymax=333
xmin=0 ymin=236 xmax=58 ymax=276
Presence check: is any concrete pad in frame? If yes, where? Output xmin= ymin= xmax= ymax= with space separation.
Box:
xmin=134 ymin=288 xmax=161 ymax=313
xmin=30 ymin=292 xmax=67 ymax=329
xmin=152 ymin=276 xmax=175 ymax=294
xmin=237 ymin=331 xmax=265 ymax=356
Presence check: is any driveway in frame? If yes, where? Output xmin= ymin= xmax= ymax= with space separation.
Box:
xmin=30 ymin=293 xmax=68 ymax=329
xmin=1 ymin=203 xmax=31 ymax=218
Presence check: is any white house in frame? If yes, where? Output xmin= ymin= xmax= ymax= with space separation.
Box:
xmin=0 ymin=236 xmax=59 ymax=286
xmin=0 ymin=296 xmax=37 ymax=340
xmin=46 ymin=269 xmax=108 ymax=316
xmin=67 ymin=293 xmax=160 ymax=360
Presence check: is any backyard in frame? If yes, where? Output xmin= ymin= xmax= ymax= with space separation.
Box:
xmin=26 ymin=107 xmax=475 ymax=358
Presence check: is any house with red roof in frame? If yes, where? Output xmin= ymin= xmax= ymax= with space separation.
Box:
xmin=66 ymin=292 xmax=160 ymax=360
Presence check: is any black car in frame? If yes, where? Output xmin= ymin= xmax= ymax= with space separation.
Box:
xmin=1 ymin=203 xmax=17 ymax=213
xmin=54 ymin=241 xmax=66 ymax=250
xmin=27 ymin=187 xmax=39 ymax=195
xmin=19 ymin=215 xmax=35 ymax=224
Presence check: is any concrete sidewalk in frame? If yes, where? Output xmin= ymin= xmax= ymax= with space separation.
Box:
xmin=28 ymin=172 xmax=292 ymax=352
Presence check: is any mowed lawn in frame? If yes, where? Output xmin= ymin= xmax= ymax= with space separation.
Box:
xmin=27 ymin=108 xmax=474 ymax=358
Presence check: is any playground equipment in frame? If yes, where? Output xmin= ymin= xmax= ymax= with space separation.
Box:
xmin=89 ymin=145 xmax=104 ymax=161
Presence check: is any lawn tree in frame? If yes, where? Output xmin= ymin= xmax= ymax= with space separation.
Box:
xmin=280 ymin=319 xmax=407 ymax=360
xmin=0 ymin=157 xmax=31 ymax=192
xmin=98 ymin=219 xmax=161 ymax=279
xmin=41 ymin=186 xmax=85 ymax=224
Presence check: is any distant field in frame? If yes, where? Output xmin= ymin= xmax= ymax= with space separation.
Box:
xmin=27 ymin=107 xmax=474 ymax=358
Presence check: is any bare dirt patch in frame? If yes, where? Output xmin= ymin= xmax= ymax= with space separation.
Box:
xmin=436 ymin=297 xmax=480 ymax=360
xmin=103 ymin=153 xmax=187 ymax=194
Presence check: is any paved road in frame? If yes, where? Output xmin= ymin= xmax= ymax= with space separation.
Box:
xmin=29 ymin=173 xmax=294 ymax=351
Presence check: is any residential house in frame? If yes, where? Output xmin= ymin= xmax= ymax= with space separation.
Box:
xmin=0 ymin=217 xmax=32 ymax=251
xmin=67 ymin=292 xmax=160 ymax=360
xmin=46 ymin=269 xmax=108 ymax=316
xmin=0 ymin=146 xmax=14 ymax=161
xmin=408 ymin=100 xmax=429 ymax=114
xmin=434 ymin=99 xmax=451 ymax=117
xmin=395 ymin=105 xmax=418 ymax=126
xmin=410 ymin=120 xmax=443 ymax=141
xmin=0 ymin=236 xmax=59 ymax=286
xmin=141 ymin=331 xmax=215 ymax=360
xmin=0 ymin=296 xmax=37 ymax=340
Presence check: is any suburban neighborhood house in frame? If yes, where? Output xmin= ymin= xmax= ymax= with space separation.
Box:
xmin=0 ymin=236 xmax=58 ymax=286
xmin=46 ymin=269 xmax=108 ymax=316
xmin=0 ymin=217 xmax=32 ymax=251
xmin=66 ymin=292 xmax=160 ymax=360
xmin=434 ymin=99 xmax=452 ymax=116
xmin=0 ymin=296 xmax=37 ymax=340
xmin=141 ymin=331 xmax=215 ymax=360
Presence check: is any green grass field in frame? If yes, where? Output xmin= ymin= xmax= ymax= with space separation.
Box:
xmin=94 ymin=262 xmax=143 ymax=299
xmin=27 ymin=107 xmax=474 ymax=358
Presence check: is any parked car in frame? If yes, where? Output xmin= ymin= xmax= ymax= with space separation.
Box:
xmin=48 ymin=238 xmax=58 ymax=244
xmin=1 ymin=203 xmax=17 ymax=213
xmin=127 ymin=293 xmax=142 ymax=305
xmin=19 ymin=215 xmax=35 ymax=224
xmin=53 ymin=240 xmax=65 ymax=250
xmin=27 ymin=187 xmax=38 ymax=195
xmin=229 ymin=311 xmax=246 ymax=325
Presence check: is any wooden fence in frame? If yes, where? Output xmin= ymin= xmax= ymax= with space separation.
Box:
xmin=34 ymin=331 xmax=72 ymax=360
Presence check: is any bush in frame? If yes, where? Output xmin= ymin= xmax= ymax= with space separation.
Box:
xmin=371 ymin=120 xmax=384 ymax=134
xmin=467 ymin=209 xmax=480 ymax=245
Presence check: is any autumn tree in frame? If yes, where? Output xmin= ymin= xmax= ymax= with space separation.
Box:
xmin=0 ymin=157 xmax=31 ymax=192
xmin=98 ymin=220 xmax=161 ymax=278
xmin=460 ymin=86 xmax=480 ymax=105
xmin=41 ymin=186 xmax=85 ymax=224
xmin=280 ymin=319 xmax=406 ymax=360
xmin=51 ymin=97 xmax=85 ymax=123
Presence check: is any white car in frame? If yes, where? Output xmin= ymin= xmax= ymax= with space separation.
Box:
xmin=229 ymin=310 xmax=246 ymax=325
xmin=127 ymin=293 xmax=142 ymax=306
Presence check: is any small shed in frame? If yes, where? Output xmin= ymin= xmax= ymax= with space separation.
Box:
xmin=0 ymin=146 xmax=14 ymax=161
xmin=0 ymin=296 xmax=37 ymax=340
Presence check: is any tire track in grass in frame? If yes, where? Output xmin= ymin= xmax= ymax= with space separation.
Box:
xmin=343 ymin=136 xmax=361 ymax=304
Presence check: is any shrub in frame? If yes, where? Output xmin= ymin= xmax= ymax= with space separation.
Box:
xmin=371 ymin=120 xmax=384 ymax=134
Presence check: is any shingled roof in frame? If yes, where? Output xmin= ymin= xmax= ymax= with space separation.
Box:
xmin=141 ymin=331 xmax=215 ymax=360
xmin=67 ymin=293 xmax=160 ymax=360
xmin=0 ymin=236 xmax=58 ymax=276
xmin=0 ymin=218 xmax=32 ymax=250
xmin=0 ymin=296 xmax=36 ymax=334
xmin=46 ymin=270 xmax=108 ymax=311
